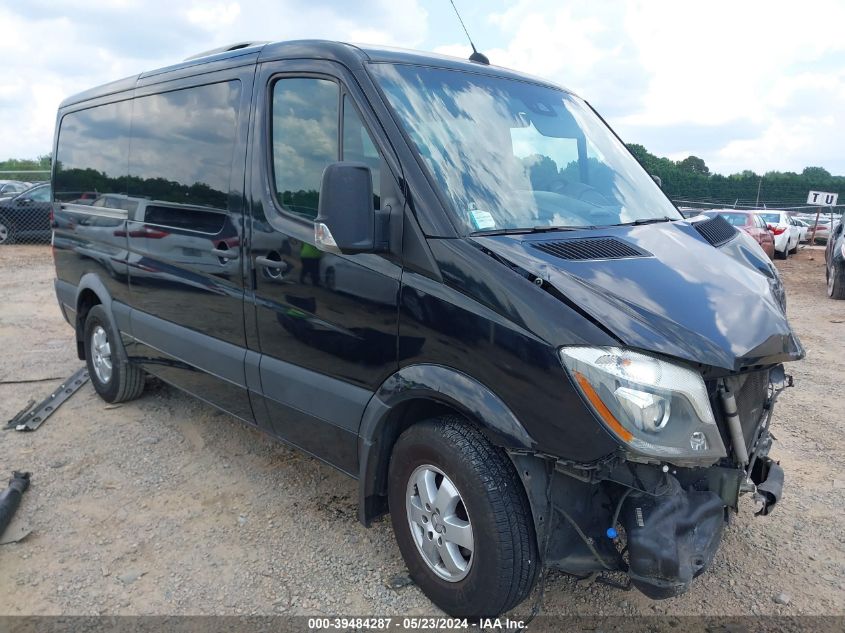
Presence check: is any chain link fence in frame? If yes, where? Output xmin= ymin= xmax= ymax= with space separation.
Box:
xmin=0 ymin=170 xmax=51 ymax=245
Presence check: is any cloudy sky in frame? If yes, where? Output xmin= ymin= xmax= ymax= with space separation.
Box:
xmin=2 ymin=0 xmax=844 ymax=175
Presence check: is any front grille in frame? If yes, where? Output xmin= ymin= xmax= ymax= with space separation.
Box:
xmin=531 ymin=237 xmax=651 ymax=261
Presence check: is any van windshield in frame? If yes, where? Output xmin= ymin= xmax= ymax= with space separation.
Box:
xmin=370 ymin=63 xmax=681 ymax=234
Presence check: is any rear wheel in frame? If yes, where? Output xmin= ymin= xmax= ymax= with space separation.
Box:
xmin=84 ymin=305 xmax=146 ymax=402
xmin=388 ymin=417 xmax=539 ymax=618
xmin=775 ymin=246 xmax=787 ymax=260
xmin=828 ymin=262 xmax=845 ymax=300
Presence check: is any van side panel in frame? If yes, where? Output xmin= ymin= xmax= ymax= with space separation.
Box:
xmin=122 ymin=69 xmax=256 ymax=422
xmin=53 ymin=95 xmax=134 ymax=329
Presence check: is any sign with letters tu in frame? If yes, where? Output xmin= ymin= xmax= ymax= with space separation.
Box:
xmin=806 ymin=190 xmax=838 ymax=206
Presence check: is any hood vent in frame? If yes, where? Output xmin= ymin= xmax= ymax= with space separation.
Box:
xmin=693 ymin=215 xmax=738 ymax=247
xmin=531 ymin=237 xmax=651 ymax=261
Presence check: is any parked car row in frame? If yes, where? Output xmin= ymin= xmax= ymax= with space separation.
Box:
xmin=794 ymin=213 xmax=835 ymax=244
xmin=698 ymin=210 xmax=774 ymax=258
xmin=697 ymin=209 xmax=803 ymax=259
xmin=0 ymin=179 xmax=34 ymax=199
xmin=755 ymin=211 xmax=803 ymax=258
xmin=0 ymin=182 xmax=52 ymax=244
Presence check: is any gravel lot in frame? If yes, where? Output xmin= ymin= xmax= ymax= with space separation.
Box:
xmin=0 ymin=245 xmax=843 ymax=618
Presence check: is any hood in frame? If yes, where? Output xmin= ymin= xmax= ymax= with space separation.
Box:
xmin=471 ymin=220 xmax=804 ymax=372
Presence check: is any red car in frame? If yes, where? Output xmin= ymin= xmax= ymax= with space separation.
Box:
xmin=700 ymin=210 xmax=775 ymax=259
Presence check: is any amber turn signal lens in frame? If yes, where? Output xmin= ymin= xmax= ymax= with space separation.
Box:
xmin=573 ymin=370 xmax=633 ymax=443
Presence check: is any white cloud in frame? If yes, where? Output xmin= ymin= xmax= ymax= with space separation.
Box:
xmin=186 ymin=2 xmax=241 ymax=29
xmin=0 ymin=0 xmax=428 ymax=162
xmin=2 ymin=0 xmax=844 ymax=177
xmin=436 ymin=0 xmax=845 ymax=175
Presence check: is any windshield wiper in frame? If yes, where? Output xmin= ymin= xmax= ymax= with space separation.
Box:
xmin=616 ymin=216 xmax=676 ymax=227
xmin=471 ymin=225 xmax=593 ymax=236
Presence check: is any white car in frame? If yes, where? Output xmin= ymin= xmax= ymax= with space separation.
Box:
xmin=791 ymin=217 xmax=810 ymax=243
xmin=755 ymin=211 xmax=801 ymax=259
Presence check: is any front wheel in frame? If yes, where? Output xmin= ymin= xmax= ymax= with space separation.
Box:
xmin=84 ymin=305 xmax=146 ymax=402
xmin=387 ymin=417 xmax=539 ymax=618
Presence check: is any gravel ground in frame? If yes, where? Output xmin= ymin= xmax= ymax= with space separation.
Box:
xmin=0 ymin=244 xmax=842 ymax=618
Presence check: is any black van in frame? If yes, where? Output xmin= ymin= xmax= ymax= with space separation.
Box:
xmin=51 ymin=40 xmax=803 ymax=617
xmin=825 ymin=213 xmax=845 ymax=298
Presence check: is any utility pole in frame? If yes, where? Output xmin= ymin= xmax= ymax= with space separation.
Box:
xmin=755 ymin=177 xmax=762 ymax=207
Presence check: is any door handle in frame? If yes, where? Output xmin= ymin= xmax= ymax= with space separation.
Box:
xmin=255 ymin=255 xmax=283 ymax=268
xmin=211 ymin=247 xmax=239 ymax=260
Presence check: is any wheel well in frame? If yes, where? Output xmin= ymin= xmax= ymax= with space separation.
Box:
xmin=363 ymin=398 xmax=469 ymax=524
xmin=75 ymin=289 xmax=101 ymax=359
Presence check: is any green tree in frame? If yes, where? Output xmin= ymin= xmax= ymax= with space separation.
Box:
xmin=0 ymin=154 xmax=51 ymax=182
xmin=802 ymin=166 xmax=830 ymax=180
xmin=677 ymin=155 xmax=710 ymax=176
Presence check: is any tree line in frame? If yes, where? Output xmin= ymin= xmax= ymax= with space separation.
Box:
xmin=0 ymin=155 xmax=51 ymax=182
xmin=627 ymin=144 xmax=843 ymax=207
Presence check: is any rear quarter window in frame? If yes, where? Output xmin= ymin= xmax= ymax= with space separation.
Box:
xmin=55 ymin=99 xmax=132 ymax=204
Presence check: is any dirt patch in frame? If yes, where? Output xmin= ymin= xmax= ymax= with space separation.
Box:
xmin=0 ymin=244 xmax=842 ymax=616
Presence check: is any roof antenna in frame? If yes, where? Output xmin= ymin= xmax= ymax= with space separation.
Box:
xmin=448 ymin=0 xmax=489 ymax=65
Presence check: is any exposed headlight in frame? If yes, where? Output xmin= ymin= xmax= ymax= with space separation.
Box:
xmin=560 ymin=346 xmax=726 ymax=466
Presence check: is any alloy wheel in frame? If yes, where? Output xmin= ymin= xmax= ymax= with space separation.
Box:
xmin=90 ymin=325 xmax=113 ymax=384
xmin=406 ymin=464 xmax=474 ymax=582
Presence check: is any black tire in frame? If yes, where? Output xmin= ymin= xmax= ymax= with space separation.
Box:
xmin=0 ymin=215 xmax=15 ymax=245
xmin=388 ymin=417 xmax=539 ymax=618
xmin=84 ymin=304 xmax=145 ymax=403
xmin=788 ymin=241 xmax=798 ymax=255
xmin=775 ymin=247 xmax=787 ymax=260
xmin=828 ymin=262 xmax=845 ymax=300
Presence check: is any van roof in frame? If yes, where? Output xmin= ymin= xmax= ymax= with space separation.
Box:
xmin=60 ymin=39 xmax=567 ymax=108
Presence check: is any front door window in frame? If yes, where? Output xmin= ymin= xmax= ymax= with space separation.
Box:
xmin=271 ymin=78 xmax=339 ymax=220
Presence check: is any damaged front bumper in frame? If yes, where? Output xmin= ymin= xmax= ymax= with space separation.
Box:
xmin=510 ymin=367 xmax=791 ymax=599
xmin=622 ymin=477 xmax=724 ymax=598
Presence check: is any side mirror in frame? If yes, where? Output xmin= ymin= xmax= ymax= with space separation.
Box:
xmin=651 ymin=174 xmax=662 ymax=187
xmin=314 ymin=162 xmax=385 ymax=254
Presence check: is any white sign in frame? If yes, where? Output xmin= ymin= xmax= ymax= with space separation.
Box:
xmin=806 ymin=190 xmax=838 ymax=206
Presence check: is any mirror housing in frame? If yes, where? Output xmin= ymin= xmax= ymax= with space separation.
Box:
xmin=314 ymin=162 xmax=385 ymax=255
xmin=651 ymin=174 xmax=662 ymax=188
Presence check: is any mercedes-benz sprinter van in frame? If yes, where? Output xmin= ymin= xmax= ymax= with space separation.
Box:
xmin=51 ymin=40 xmax=802 ymax=617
